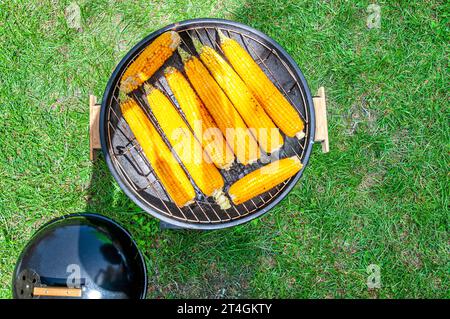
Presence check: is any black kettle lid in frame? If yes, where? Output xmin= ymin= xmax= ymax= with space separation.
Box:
xmin=12 ymin=213 xmax=147 ymax=299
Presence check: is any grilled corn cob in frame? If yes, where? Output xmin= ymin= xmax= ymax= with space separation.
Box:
xmin=218 ymin=32 xmax=305 ymax=139
xmin=144 ymin=84 xmax=230 ymax=209
xmin=120 ymin=98 xmax=195 ymax=207
xmin=228 ymin=156 xmax=303 ymax=205
xmin=165 ymin=67 xmax=235 ymax=170
xmin=120 ymin=31 xmax=180 ymax=93
xmin=178 ymin=48 xmax=260 ymax=165
xmin=193 ymin=40 xmax=284 ymax=154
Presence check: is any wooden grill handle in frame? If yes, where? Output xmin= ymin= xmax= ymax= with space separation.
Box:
xmin=89 ymin=95 xmax=101 ymax=161
xmin=313 ymin=87 xmax=329 ymax=153
xmin=33 ymin=287 xmax=82 ymax=298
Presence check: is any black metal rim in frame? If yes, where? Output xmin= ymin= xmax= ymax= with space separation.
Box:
xmin=100 ymin=18 xmax=316 ymax=230
xmin=12 ymin=213 xmax=148 ymax=299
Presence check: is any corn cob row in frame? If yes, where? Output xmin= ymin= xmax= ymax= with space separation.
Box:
xmin=178 ymin=48 xmax=260 ymax=165
xmin=228 ymin=156 xmax=303 ymax=205
xmin=218 ymin=32 xmax=305 ymax=139
xmin=120 ymin=98 xmax=195 ymax=207
xmin=194 ymin=40 xmax=284 ymax=154
xmin=144 ymin=84 xmax=231 ymax=210
xmin=164 ymin=67 xmax=235 ymax=170
xmin=120 ymin=31 xmax=180 ymax=93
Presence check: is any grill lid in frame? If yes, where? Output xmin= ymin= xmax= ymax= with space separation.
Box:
xmin=12 ymin=213 xmax=147 ymax=299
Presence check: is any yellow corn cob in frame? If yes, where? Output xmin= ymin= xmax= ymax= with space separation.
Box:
xmin=179 ymin=49 xmax=260 ymax=165
xmin=219 ymin=32 xmax=305 ymax=139
xmin=165 ymin=67 xmax=235 ymax=170
xmin=194 ymin=40 xmax=284 ymax=154
xmin=120 ymin=98 xmax=195 ymax=207
xmin=120 ymin=31 xmax=180 ymax=93
xmin=228 ymin=156 xmax=303 ymax=205
xmin=144 ymin=85 xmax=230 ymax=209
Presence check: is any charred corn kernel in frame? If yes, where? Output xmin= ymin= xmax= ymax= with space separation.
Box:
xmin=120 ymin=98 xmax=195 ymax=207
xmin=178 ymin=48 xmax=260 ymax=165
xmin=219 ymin=32 xmax=305 ymax=139
xmin=228 ymin=156 xmax=303 ymax=205
xmin=194 ymin=40 xmax=284 ymax=154
xmin=120 ymin=31 xmax=180 ymax=93
xmin=144 ymin=85 xmax=230 ymax=209
xmin=165 ymin=67 xmax=235 ymax=170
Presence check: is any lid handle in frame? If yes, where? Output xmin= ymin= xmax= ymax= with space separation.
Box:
xmin=33 ymin=287 xmax=82 ymax=298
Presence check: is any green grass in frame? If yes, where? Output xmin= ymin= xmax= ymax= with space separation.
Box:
xmin=0 ymin=0 xmax=448 ymax=298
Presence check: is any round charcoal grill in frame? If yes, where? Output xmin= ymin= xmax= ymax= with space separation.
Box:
xmin=100 ymin=18 xmax=316 ymax=229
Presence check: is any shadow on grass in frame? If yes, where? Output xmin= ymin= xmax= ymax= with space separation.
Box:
xmin=84 ymin=153 xmax=264 ymax=298
xmin=84 ymin=153 xmax=141 ymax=219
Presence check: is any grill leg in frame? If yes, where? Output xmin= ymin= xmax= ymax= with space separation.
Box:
xmin=159 ymin=221 xmax=185 ymax=230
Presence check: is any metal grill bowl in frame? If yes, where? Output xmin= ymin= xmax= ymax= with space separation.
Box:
xmin=100 ymin=18 xmax=315 ymax=229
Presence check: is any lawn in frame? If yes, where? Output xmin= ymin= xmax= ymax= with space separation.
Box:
xmin=0 ymin=0 xmax=448 ymax=298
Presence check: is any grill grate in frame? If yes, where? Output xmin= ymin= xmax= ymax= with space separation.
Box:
xmin=104 ymin=22 xmax=311 ymax=226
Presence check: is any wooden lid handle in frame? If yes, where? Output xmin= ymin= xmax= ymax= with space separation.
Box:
xmin=33 ymin=287 xmax=82 ymax=298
